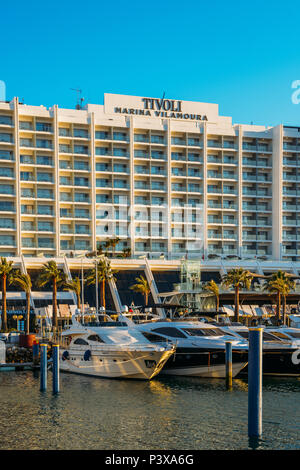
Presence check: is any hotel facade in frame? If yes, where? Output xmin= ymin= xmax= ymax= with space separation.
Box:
xmin=0 ymin=92 xmax=299 ymax=263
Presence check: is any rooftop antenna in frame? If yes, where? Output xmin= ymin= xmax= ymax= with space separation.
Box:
xmin=70 ymin=88 xmax=85 ymax=110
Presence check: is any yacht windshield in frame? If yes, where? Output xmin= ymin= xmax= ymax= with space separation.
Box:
xmin=269 ymin=332 xmax=291 ymax=340
xmin=87 ymin=334 xmax=105 ymax=343
xmin=141 ymin=332 xmax=169 ymax=343
xmin=235 ymin=331 xmax=284 ymax=342
xmin=182 ymin=328 xmax=226 ymax=337
xmin=286 ymin=331 xmax=300 ymax=339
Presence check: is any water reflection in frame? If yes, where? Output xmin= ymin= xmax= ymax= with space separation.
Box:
xmin=0 ymin=371 xmax=299 ymax=450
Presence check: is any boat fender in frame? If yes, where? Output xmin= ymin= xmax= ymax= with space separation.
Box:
xmin=84 ymin=350 xmax=91 ymax=361
xmin=62 ymin=350 xmax=69 ymax=361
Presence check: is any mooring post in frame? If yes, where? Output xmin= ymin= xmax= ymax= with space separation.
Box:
xmin=40 ymin=344 xmax=47 ymax=391
xmin=225 ymin=341 xmax=232 ymax=389
xmin=52 ymin=344 xmax=60 ymax=394
xmin=248 ymin=328 xmax=263 ymax=438
xmin=32 ymin=341 xmax=39 ymax=365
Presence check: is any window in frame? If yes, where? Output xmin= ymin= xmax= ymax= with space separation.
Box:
xmin=74 ymin=240 xmax=90 ymax=250
xmin=22 ymin=221 xmax=34 ymax=231
xmin=74 ymin=177 xmax=89 ymax=187
xmin=87 ymin=335 xmax=104 ymax=343
xmin=38 ymin=237 xmax=54 ymax=249
xmin=95 ymin=131 xmax=110 ymax=140
xmin=19 ymin=121 xmax=32 ymax=130
xmin=74 ymin=338 xmax=89 ymax=345
xmin=0 ymin=219 xmax=14 ymax=229
xmin=74 ymin=145 xmax=88 ymax=154
xmin=36 ymin=155 xmax=52 ymax=166
xmin=59 ymin=128 xmax=70 ymax=137
xmin=37 ymin=173 xmax=53 ymax=182
xmin=263 ymin=332 xmax=286 ymax=342
xmin=60 ymin=208 xmax=72 ymax=217
xmin=182 ymin=328 xmax=226 ymax=337
xmin=0 ymin=235 xmax=15 ymax=246
xmin=0 ymin=201 xmax=14 ymax=211
xmin=287 ymin=332 xmax=300 ymax=339
xmin=21 ymin=171 xmax=33 ymax=181
xmin=270 ymin=332 xmax=291 ymax=340
xmin=38 ymin=221 xmax=53 ymax=232
xmin=60 ymin=240 xmax=71 ymax=250
xmin=0 ymin=133 xmax=13 ymax=143
xmin=20 ymin=155 xmax=34 ymax=164
xmin=37 ymin=205 xmax=53 ymax=215
xmin=36 ymin=139 xmax=52 ymax=149
xmin=36 ymin=122 xmax=52 ymax=133
xmin=74 ymin=161 xmax=89 ymax=171
xmin=96 ymin=194 xmax=110 ymax=203
xmin=0 ymin=150 xmax=13 ymax=160
xmin=73 ymin=128 xmax=88 ymax=139
xmin=0 ymin=115 xmax=12 ymax=125
xmin=96 ymin=147 xmax=109 ymax=155
xmin=37 ymin=189 xmax=53 ymax=199
xmin=113 ymin=132 xmax=127 ymax=141
xmin=0 ymin=184 xmax=14 ymax=194
xmin=152 ymin=327 xmax=186 ymax=338
xmin=141 ymin=332 xmax=168 ymax=343
xmin=113 ymin=148 xmax=127 ymax=157
xmin=75 ymin=224 xmax=89 ymax=234
xmin=74 ymin=193 xmax=89 ymax=203
xmin=75 ymin=209 xmax=89 ymax=218
xmin=0 ymin=168 xmax=13 ymax=178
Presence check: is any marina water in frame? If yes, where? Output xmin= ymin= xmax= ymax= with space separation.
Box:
xmin=0 ymin=371 xmax=299 ymax=450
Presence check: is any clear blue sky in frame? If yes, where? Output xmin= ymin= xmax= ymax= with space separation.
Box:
xmin=1 ymin=0 xmax=300 ymax=127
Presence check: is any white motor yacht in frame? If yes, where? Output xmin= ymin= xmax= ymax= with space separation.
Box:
xmin=59 ymin=316 xmax=175 ymax=380
xmin=218 ymin=324 xmax=300 ymax=376
xmin=119 ymin=316 xmax=249 ymax=378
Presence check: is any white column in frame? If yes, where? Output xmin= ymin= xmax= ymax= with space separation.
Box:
xmin=13 ymin=97 xmax=21 ymax=256
xmin=166 ymin=120 xmax=172 ymax=257
xmin=129 ymin=117 xmax=135 ymax=255
xmin=53 ymin=105 xmax=60 ymax=256
xmin=272 ymin=125 xmax=283 ymax=260
xmin=202 ymin=122 xmax=208 ymax=257
xmin=237 ymin=125 xmax=243 ymax=257
xmin=90 ymin=112 xmax=96 ymax=252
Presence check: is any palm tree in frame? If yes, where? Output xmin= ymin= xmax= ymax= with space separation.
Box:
xmin=37 ymin=261 xmax=66 ymax=331
xmin=222 ymin=268 xmax=253 ymax=323
xmin=0 ymin=257 xmax=14 ymax=332
xmin=63 ymin=276 xmax=81 ymax=309
xmin=85 ymin=258 xmax=117 ymax=310
xmin=10 ymin=271 xmax=32 ymax=335
xmin=204 ymin=280 xmax=220 ymax=312
xmin=104 ymin=237 xmax=120 ymax=257
xmin=120 ymin=248 xmax=131 ymax=258
xmin=130 ymin=275 xmax=151 ymax=306
xmin=263 ymin=271 xmax=296 ymax=325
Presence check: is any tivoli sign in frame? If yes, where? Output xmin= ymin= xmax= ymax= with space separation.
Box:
xmin=114 ymin=97 xmax=208 ymax=121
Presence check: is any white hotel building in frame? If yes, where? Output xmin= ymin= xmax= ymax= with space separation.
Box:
xmin=0 ymin=92 xmax=299 ymax=262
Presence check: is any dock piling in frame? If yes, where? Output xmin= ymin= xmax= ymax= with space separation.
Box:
xmin=248 ymin=328 xmax=263 ymax=438
xmin=52 ymin=344 xmax=60 ymax=394
xmin=225 ymin=341 xmax=232 ymax=389
xmin=40 ymin=344 xmax=47 ymax=391
xmin=32 ymin=341 xmax=39 ymax=365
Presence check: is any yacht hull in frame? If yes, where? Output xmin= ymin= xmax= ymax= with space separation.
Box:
xmin=59 ymin=348 xmax=174 ymax=380
xmin=158 ymin=348 xmax=248 ymax=378
xmin=160 ymin=362 xmax=247 ymax=378
xmin=239 ymin=349 xmax=300 ymax=377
